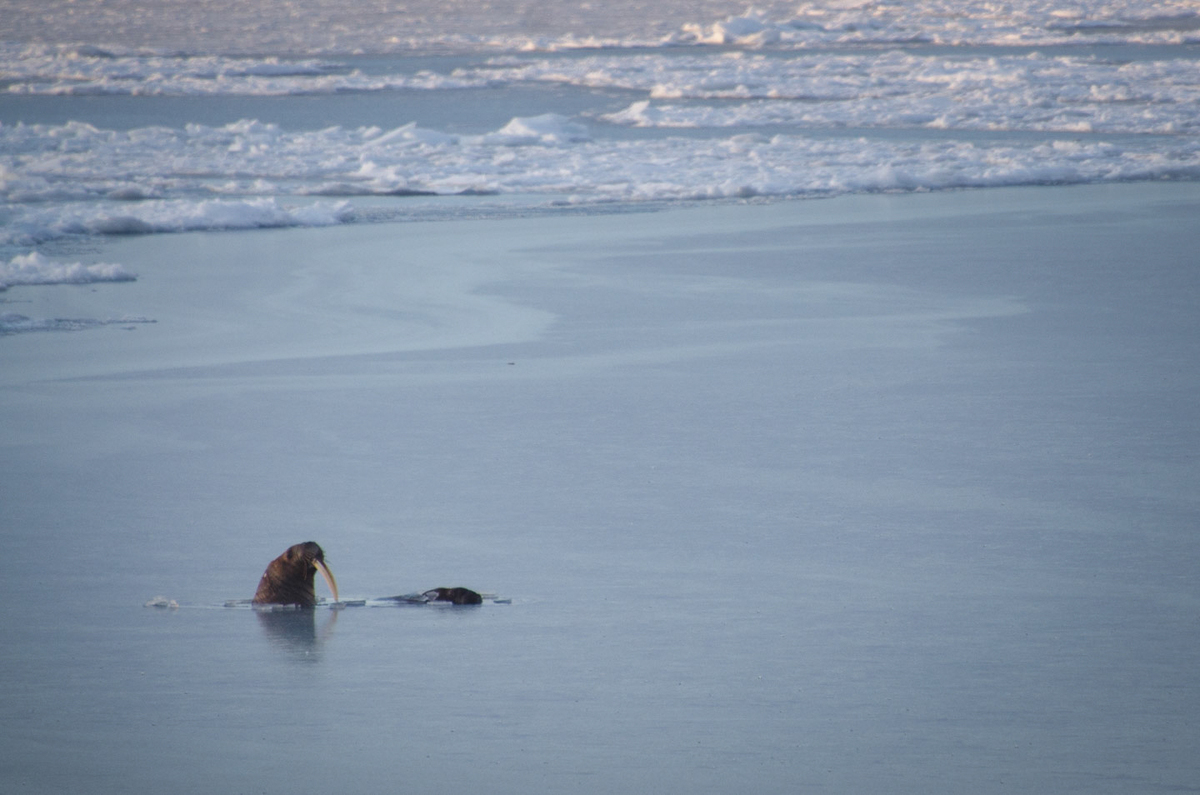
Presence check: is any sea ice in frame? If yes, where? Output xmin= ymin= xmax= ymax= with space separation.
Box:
xmin=0 ymin=251 xmax=134 ymax=290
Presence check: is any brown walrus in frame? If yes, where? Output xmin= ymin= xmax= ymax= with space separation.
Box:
xmin=422 ymin=587 xmax=483 ymax=605
xmin=252 ymin=541 xmax=340 ymax=607
xmin=380 ymin=587 xmax=485 ymax=605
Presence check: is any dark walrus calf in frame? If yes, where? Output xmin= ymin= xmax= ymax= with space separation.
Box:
xmin=422 ymin=586 xmax=483 ymax=605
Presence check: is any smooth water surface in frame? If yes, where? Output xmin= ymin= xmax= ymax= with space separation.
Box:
xmin=3 ymin=184 xmax=1199 ymax=793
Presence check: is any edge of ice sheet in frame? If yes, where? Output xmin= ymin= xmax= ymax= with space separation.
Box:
xmin=7 ymin=38 xmax=1200 ymax=102
xmin=0 ymin=251 xmax=135 ymax=291
xmin=4 ymin=116 xmax=1200 ymax=250
xmin=2 ymin=195 xmax=354 ymax=248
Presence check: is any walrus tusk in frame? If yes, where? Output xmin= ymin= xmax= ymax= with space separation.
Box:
xmin=313 ymin=558 xmax=339 ymax=603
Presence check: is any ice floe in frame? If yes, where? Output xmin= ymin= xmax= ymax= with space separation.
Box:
xmin=2 ymin=0 xmax=1198 ymax=253
xmin=3 ymin=113 xmax=1199 ymax=250
xmin=2 ymin=0 xmax=1197 ymax=55
xmin=0 ymin=251 xmax=135 ymax=290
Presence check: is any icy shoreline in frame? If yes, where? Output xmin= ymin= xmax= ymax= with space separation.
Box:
xmin=4 ymin=2 xmax=1198 ymax=264
xmin=4 ymin=112 xmax=1198 ymax=253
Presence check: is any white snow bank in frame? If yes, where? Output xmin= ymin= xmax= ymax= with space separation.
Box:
xmin=2 ymin=196 xmax=354 ymax=247
xmin=490 ymin=50 xmax=1200 ymax=136
xmin=2 ymin=0 xmax=1195 ymax=54
xmin=0 ymin=43 xmax=490 ymax=96
xmin=0 ymin=252 xmax=135 ymax=291
xmin=665 ymin=3 xmax=1200 ymax=48
xmin=675 ymin=9 xmax=784 ymax=46
xmin=481 ymin=114 xmax=592 ymax=145
xmin=5 ymin=121 xmax=1199 ymax=250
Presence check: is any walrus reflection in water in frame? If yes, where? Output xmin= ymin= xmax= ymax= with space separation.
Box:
xmin=253 ymin=541 xmax=339 ymax=607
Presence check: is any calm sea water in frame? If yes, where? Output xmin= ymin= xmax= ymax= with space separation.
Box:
xmin=4 ymin=181 xmax=1199 ymax=793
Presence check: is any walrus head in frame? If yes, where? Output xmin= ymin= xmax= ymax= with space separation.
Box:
xmin=252 ymin=542 xmax=339 ymax=607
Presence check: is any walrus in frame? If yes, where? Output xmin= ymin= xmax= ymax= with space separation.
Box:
xmin=422 ymin=587 xmax=483 ymax=605
xmin=252 ymin=541 xmax=340 ymax=607
xmin=380 ymin=587 xmax=485 ymax=605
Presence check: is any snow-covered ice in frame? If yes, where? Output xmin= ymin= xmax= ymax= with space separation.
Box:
xmin=0 ymin=250 xmax=133 ymax=290
xmin=3 ymin=1 xmax=1199 ymax=269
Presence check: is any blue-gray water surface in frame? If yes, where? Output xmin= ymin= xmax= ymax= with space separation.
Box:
xmin=3 ymin=182 xmax=1199 ymax=793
